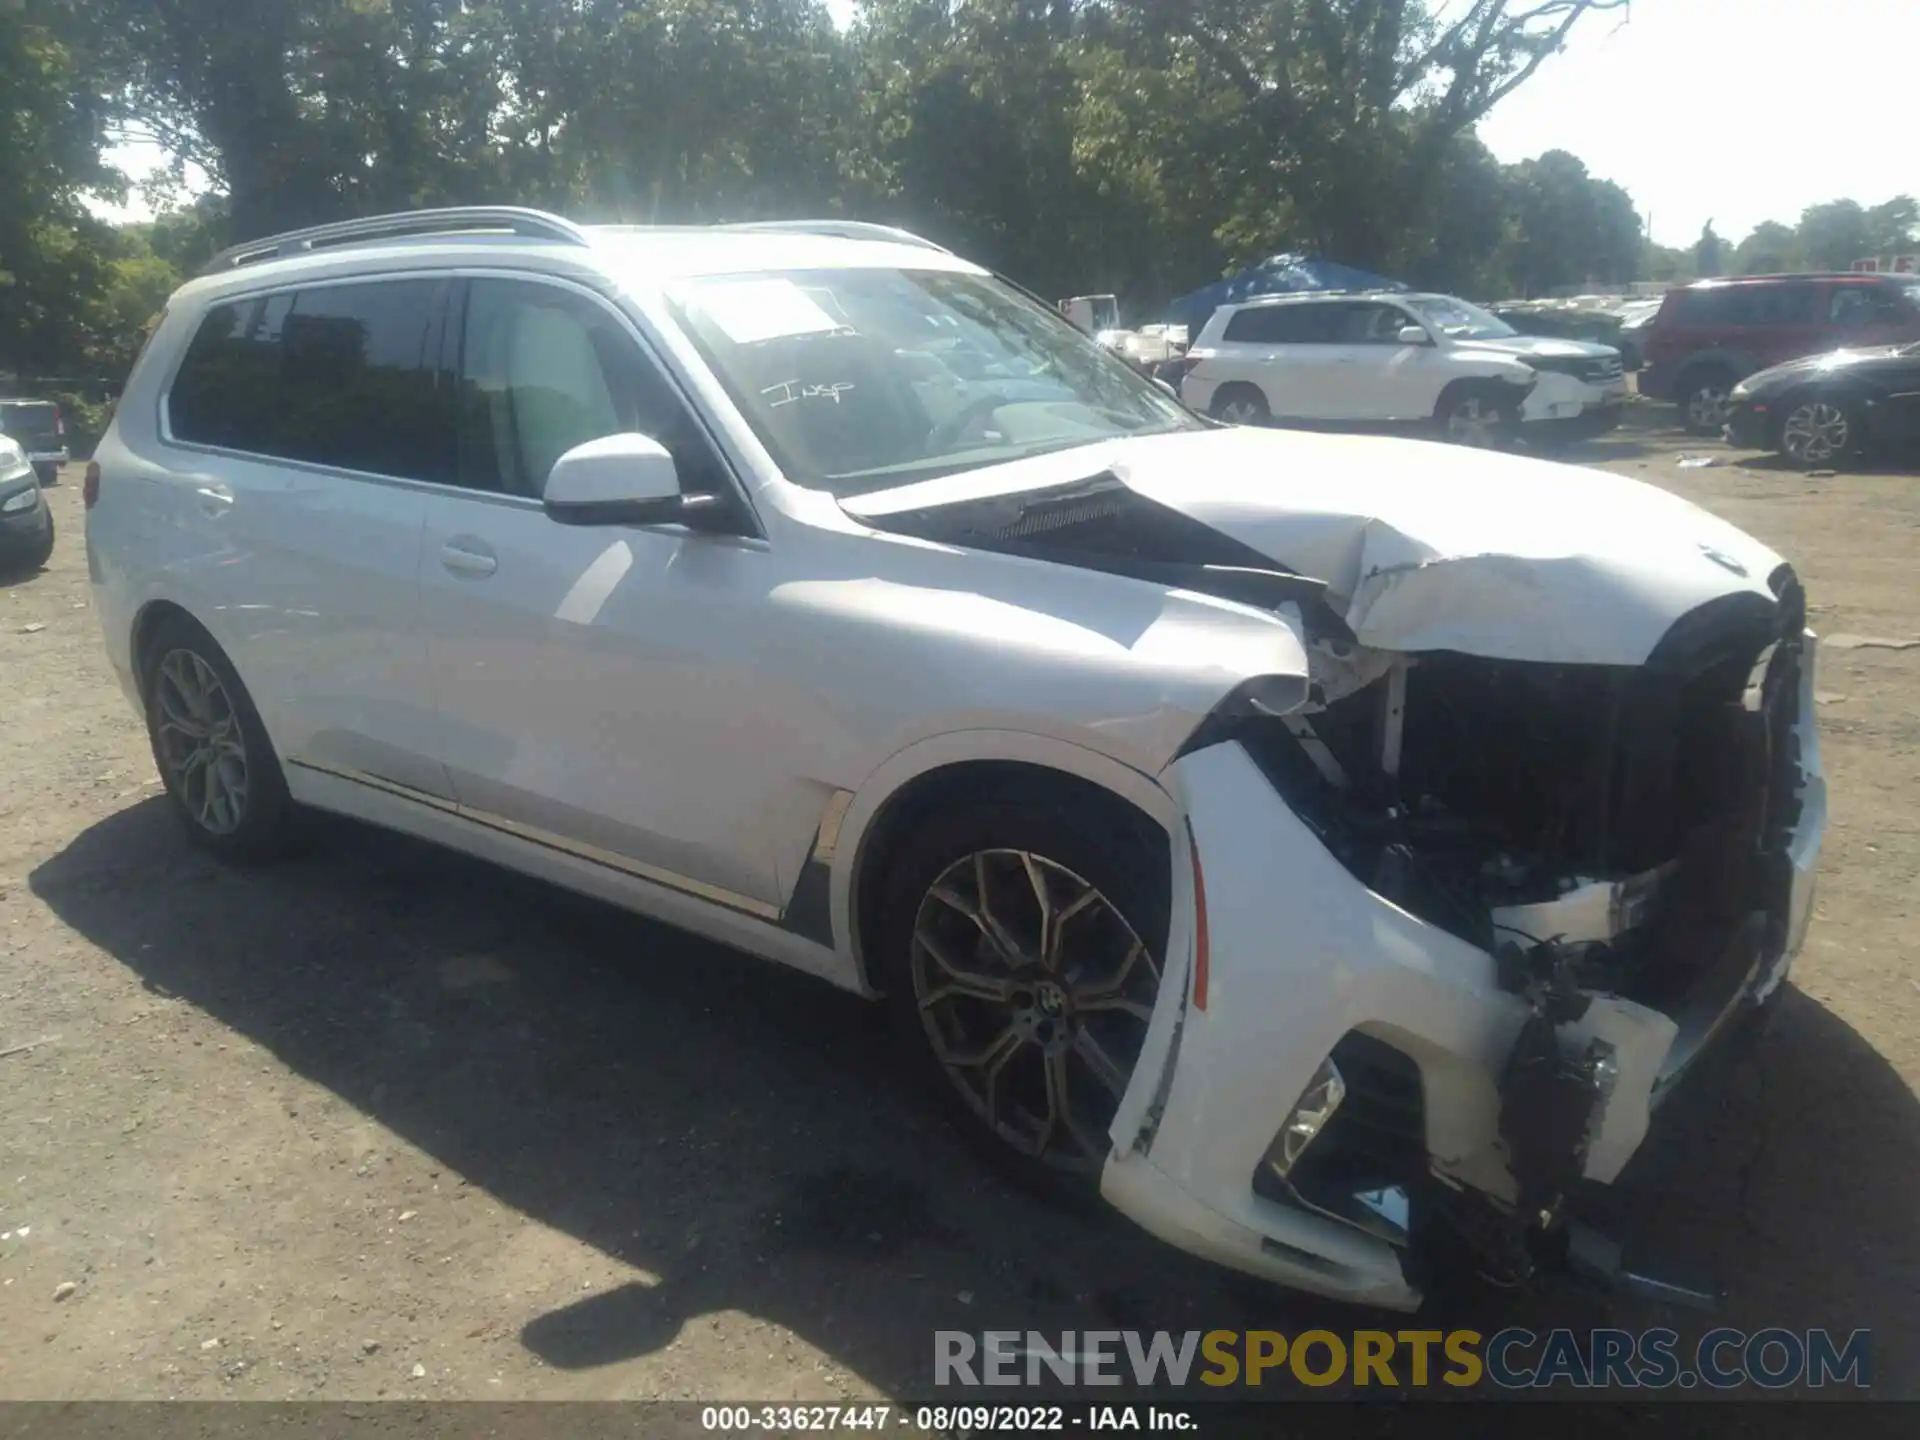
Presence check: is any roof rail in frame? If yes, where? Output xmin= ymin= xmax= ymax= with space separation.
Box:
xmin=201 ymin=206 xmax=592 ymax=276
xmin=718 ymin=220 xmax=952 ymax=254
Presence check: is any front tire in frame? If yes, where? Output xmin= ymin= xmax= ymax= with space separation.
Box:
xmin=1437 ymin=387 xmax=1517 ymax=448
xmin=141 ymin=616 xmax=297 ymax=863
xmin=1680 ymin=370 xmax=1736 ymax=435
xmin=8 ymin=511 xmax=55 ymax=573
xmin=1777 ymin=395 xmax=1859 ymax=468
xmin=875 ymin=795 xmax=1169 ymax=1201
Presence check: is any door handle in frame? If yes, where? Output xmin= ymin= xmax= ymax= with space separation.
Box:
xmin=195 ymin=483 xmax=233 ymax=515
xmin=440 ymin=539 xmax=498 ymax=578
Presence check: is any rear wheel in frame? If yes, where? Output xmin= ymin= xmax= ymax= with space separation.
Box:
xmin=1680 ymin=370 xmax=1736 ymax=434
xmin=1210 ymin=384 xmax=1270 ymax=426
xmin=1777 ymin=395 xmax=1858 ymax=468
xmin=141 ymin=616 xmax=297 ymax=863
xmin=875 ymin=795 xmax=1169 ymax=1200
xmin=32 ymin=462 xmax=59 ymax=487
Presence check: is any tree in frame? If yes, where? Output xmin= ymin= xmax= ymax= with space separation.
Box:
xmin=1735 ymin=220 xmax=1799 ymax=276
xmin=1494 ymin=149 xmax=1642 ymax=296
xmin=1796 ymin=199 xmax=1871 ymax=270
xmin=1693 ymin=221 xmax=1724 ymax=279
xmin=1093 ymin=0 xmax=1633 ymax=269
xmin=0 ymin=0 xmax=129 ymax=374
xmin=1863 ymin=196 xmax=1919 ymax=256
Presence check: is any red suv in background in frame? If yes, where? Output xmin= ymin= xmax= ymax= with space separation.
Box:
xmin=1640 ymin=272 xmax=1920 ymax=433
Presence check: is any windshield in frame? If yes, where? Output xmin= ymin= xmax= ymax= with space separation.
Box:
xmin=1402 ymin=295 xmax=1518 ymax=341
xmin=666 ymin=269 xmax=1200 ymax=495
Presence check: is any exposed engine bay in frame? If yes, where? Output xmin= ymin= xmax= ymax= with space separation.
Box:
xmin=863 ymin=469 xmax=1811 ymax=1297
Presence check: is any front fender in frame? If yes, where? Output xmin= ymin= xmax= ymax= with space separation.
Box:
xmin=829 ymin=727 xmax=1185 ymax=988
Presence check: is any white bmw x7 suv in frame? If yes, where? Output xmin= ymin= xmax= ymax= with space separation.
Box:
xmin=87 ymin=207 xmax=1825 ymax=1310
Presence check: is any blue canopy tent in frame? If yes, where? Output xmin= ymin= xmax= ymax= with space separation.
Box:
xmin=1166 ymin=254 xmax=1408 ymax=336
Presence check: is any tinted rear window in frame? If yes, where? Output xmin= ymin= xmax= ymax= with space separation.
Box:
xmin=1668 ymin=283 xmax=1818 ymax=326
xmin=1222 ymin=304 xmax=1336 ymax=343
xmin=0 ymin=403 xmax=58 ymax=434
xmin=168 ymin=278 xmax=455 ymax=483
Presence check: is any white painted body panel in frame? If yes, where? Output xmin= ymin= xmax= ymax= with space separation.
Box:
xmin=1182 ymin=294 xmax=1626 ymax=427
xmin=1097 ymin=690 xmax=1826 ymax=1309
xmin=847 ymin=423 xmax=1786 ymax=665
xmin=86 ymin=221 xmax=1826 ymax=1308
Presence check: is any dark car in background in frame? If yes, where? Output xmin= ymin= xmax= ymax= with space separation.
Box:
xmin=0 ymin=434 xmax=55 ymax=574
xmin=1724 ymin=342 xmax=1920 ymax=468
xmin=0 ymin=399 xmax=70 ymax=484
xmin=1640 ymin=273 xmax=1920 ymax=433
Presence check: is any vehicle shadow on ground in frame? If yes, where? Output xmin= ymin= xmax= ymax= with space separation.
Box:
xmin=1738 ymin=452 xmax=1920 ymax=477
xmin=0 ymin=563 xmax=55 ymax=590
xmin=30 ymin=800 xmax=1920 ymax=1397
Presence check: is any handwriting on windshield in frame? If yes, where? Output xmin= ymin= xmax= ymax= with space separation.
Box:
xmin=762 ymin=380 xmax=856 ymax=409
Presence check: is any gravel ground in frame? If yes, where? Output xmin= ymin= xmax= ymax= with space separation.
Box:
xmin=2 ymin=413 xmax=1916 ymax=1401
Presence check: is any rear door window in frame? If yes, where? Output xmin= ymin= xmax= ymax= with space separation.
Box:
xmin=168 ymin=277 xmax=456 ymax=483
xmin=1671 ymin=288 xmax=1756 ymax=326
xmin=1222 ymin=304 xmax=1335 ymax=344
xmin=1747 ymin=284 xmax=1819 ymax=325
xmin=0 ymin=403 xmax=60 ymax=444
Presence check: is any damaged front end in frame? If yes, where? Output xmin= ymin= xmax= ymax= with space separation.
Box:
xmin=1203 ymin=568 xmax=1818 ymax=1296
xmin=846 ymin=449 xmax=1823 ymax=1304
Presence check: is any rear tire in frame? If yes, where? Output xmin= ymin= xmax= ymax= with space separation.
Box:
xmin=873 ymin=793 xmax=1170 ymax=1204
xmin=33 ymin=462 xmax=59 ymax=487
xmin=1210 ymin=384 xmax=1270 ymax=426
xmin=140 ymin=615 xmax=297 ymax=864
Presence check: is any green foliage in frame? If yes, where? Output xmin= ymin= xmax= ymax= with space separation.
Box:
xmin=8 ymin=0 xmax=1917 ymax=390
xmin=1694 ymin=222 xmax=1725 ymax=280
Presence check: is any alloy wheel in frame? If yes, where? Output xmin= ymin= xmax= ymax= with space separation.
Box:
xmin=1445 ymin=396 xmax=1505 ymax=447
xmin=1780 ymin=401 xmax=1851 ymax=465
xmin=153 ymin=648 xmax=249 ymax=836
xmin=1687 ymin=383 xmax=1732 ymax=432
xmin=909 ymin=849 xmax=1159 ymax=1172
xmin=1218 ymin=398 xmax=1265 ymax=425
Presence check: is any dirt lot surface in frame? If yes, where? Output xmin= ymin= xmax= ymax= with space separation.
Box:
xmin=2 ymin=410 xmax=1916 ymax=1402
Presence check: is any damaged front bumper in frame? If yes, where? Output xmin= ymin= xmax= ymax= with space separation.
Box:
xmin=1097 ymin=633 xmax=1826 ymax=1312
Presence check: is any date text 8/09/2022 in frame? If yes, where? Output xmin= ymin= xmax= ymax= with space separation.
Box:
xmin=701 ymin=1406 xmax=1197 ymax=1433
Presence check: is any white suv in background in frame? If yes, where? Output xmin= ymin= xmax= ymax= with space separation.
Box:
xmin=1180 ymin=291 xmax=1628 ymax=446
xmin=86 ymin=208 xmax=1822 ymax=1312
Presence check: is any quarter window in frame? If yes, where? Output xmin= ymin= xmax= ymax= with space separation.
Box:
xmin=167 ymin=278 xmax=455 ymax=483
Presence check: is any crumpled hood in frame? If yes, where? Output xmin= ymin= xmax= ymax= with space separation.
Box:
xmin=1458 ymin=335 xmax=1621 ymax=362
xmin=844 ymin=425 xmax=1790 ymax=667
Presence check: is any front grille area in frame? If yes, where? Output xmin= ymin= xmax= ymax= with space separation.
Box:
xmin=1525 ymin=355 xmax=1623 ymax=384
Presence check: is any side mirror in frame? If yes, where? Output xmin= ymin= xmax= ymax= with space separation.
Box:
xmin=1397 ymin=325 xmax=1432 ymax=346
xmin=542 ymin=433 xmax=721 ymax=529
xmin=1153 ymin=377 xmax=1179 ymax=398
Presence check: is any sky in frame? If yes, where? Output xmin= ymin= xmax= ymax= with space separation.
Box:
xmin=1476 ymin=0 xmax=1915 ymax=247
xmin=99 ymin=0 xmax=1915 ymax=251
